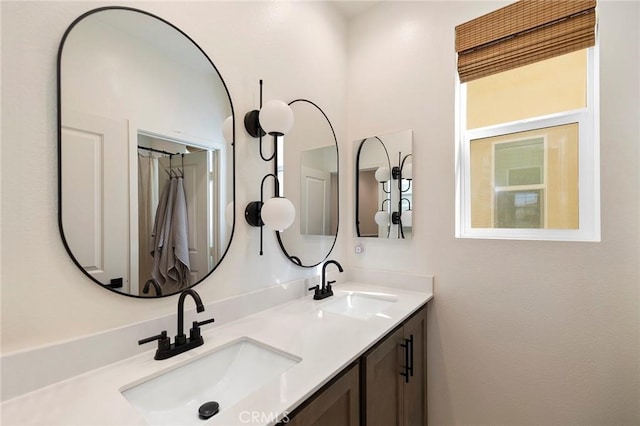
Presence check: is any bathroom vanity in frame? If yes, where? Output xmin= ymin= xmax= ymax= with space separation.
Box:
xmin=1 ymin=281 xmax=432 ymax=426
xmin=283 ymin=303 xmax=427 ymax=426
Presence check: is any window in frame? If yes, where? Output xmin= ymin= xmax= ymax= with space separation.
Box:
xmin=455 ymin=0 xmax=600 ymax=241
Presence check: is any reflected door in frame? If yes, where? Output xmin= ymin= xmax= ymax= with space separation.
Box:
xmin=61 ymin=110 xmax=129 ymax=289
xmin=301 ymin=166 xmax=331 ymax=236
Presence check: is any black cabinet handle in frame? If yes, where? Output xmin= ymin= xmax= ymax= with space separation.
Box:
xmin=400 ymin=339 xmax=410 ymax=383
xmin=400 ymin=335 xmax=415 ymax=383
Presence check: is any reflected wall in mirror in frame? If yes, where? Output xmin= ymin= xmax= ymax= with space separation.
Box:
xmin=277 ymin=99 xmax=339 ymax=267
xmin=355 ymin=129 xmax=412 ymax=239
xmin=58 ymin=7 xmax=235 ymax=298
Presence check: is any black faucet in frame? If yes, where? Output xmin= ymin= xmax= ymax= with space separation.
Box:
xmin=309 ymin=260 xmax=344 ymax=300
xmin=138 ymin=289 xmax=215 ymax=360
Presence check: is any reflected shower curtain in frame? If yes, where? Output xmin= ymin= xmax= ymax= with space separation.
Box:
xmin=138 ymin=154 xmax=158 ymax=294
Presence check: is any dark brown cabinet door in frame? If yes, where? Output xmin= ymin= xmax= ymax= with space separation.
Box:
xmin=402 ymin=308 xmax=427 ymax=426
xmin=286 ymin=363 xmax=360 ymax=426
xmin=363 ymin=327 xmax=405 ymax=426
xmin=363 ymin=305 xmax=428 ymax=426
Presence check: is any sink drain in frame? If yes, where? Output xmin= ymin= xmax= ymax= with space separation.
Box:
xmin=198 ymin=401 xmax=220 ymax=419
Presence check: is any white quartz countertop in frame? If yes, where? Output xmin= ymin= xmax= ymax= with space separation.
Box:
xmin=1 ymin=282 xmax=432 ymax=426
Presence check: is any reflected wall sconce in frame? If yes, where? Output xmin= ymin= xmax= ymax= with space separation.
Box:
xmin=392 ymin=154 xmax=413 ymax=191
xmin=222 ymin=116 xmax=234 ymax=145
xmin=244 ymin=79 xmax=294 ymax=162
xmin=401 ymin=202 xmax=412 ymax=227
xmin=375 ymin=166 xmax=392 ymax=194
xmin=392 ymin=198 xmax=412 ymax=225
xmin=394 ymin=153 xmax=413 ymax=239
xmin=392 ymin=198 xmax=412 ymax=239
xmin=374 ymin=198 xmax=391 ymax=226
xmin=245 ymin=174 xmax=295 ymax=255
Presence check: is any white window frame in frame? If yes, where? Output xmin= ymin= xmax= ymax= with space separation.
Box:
xmin=455 ymin=46 xmax=600 ymax=241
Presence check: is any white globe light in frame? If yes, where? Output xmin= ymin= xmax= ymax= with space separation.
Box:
xmin=401 ymin=209 xmax=412 ymax=227
xmin=222 ymin=116 xmax=233 ymax=144
xmin=402 ymin=163 xmax=412 ymax=180
xmin=375 ymin=167 xmax=390 ymax=183
xmin=259 ymin=100 xmax=294 ymax=136
xmin=374 ymin=211 xmax=389 ymax=226
xmin=261 ymin=197 xmax=295 ymax=231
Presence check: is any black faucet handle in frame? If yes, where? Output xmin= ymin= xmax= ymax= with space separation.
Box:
xmin=189 ymin=318 xmax=215 ymax=341
xmin=138 ymin=330 xmax=171 ymax=353
xmin=138 ymin=330 xmax=167 ymax=345
xmin=308 ymin=285 xmax=319 ymax=292
xmin=195 ymin=317 xmax=216 ymax=327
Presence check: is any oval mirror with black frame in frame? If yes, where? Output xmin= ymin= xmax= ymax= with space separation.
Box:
xmin=355 ymin=129 xmax=412 ymax=239
xmin=276 ymin=99 xmax=339 ymax=267
xmin=58 ymin=7 xmax=235 ymax=298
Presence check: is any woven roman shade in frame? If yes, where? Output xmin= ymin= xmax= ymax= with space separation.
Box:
xmin=456 ymin=0 xmax=596 ymax=82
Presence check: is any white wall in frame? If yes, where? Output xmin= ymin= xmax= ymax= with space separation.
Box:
xmin=1 ymin=1 xmax=347 ymax=353
xmin=346 ymin=1 xmax=639 ymax=424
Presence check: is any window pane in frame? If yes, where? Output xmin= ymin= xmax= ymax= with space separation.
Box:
xmin=494 ymin=139 xmax=544 ymax=187
xmin=496 ymin=190 xmax=544 ymax=228
xmin=466 ymin=50 xmax=587 ymax=130
xmin=470 ymin=123 xmax=579 ymax=229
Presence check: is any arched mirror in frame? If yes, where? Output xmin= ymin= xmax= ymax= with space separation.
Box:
xmin=276 ymin=99 xmax=338 ymax=267
xmin=58 ymin=7 xmax=235 ymax=298
xmin=355 ymin=129 xmax=412 ymax=239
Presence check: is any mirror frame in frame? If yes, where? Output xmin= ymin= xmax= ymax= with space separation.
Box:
xmin=57 ymin=6 xmax=236 ymax=298
xmin=276 ymin=99 xmax=339 ymax=268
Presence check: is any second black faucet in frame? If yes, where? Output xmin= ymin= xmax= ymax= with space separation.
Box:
xmin=309 ymin=260 xmax=344 ymax=300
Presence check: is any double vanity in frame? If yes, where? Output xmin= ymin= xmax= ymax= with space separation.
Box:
xmin=1 ymin=279 xmax=432 ymax=425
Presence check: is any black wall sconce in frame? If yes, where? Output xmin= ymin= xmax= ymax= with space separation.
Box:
xmin=245 ymin=174 xmax=295 ymax=256
xmin=244 ymin=79 xmax=294 ymax=163
xmin=244 ymin=80 xmax=295 ymax=255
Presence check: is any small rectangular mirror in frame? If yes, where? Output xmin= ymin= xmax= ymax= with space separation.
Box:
xmin=355 ymin=129 xmax=413 ymax=240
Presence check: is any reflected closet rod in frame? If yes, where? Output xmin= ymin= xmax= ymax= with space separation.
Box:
xmin=137 ymin=146 xmax=179 ymax=156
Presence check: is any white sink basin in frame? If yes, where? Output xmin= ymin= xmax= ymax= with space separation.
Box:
xmin=319 ymin=293 xmax=397 ymax=319
xmin=121 ymin=337 xmax=300 ymax=426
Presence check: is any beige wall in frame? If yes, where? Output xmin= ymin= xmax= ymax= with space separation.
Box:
xmin=347 ymin=1 xmax=639 ymax=424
